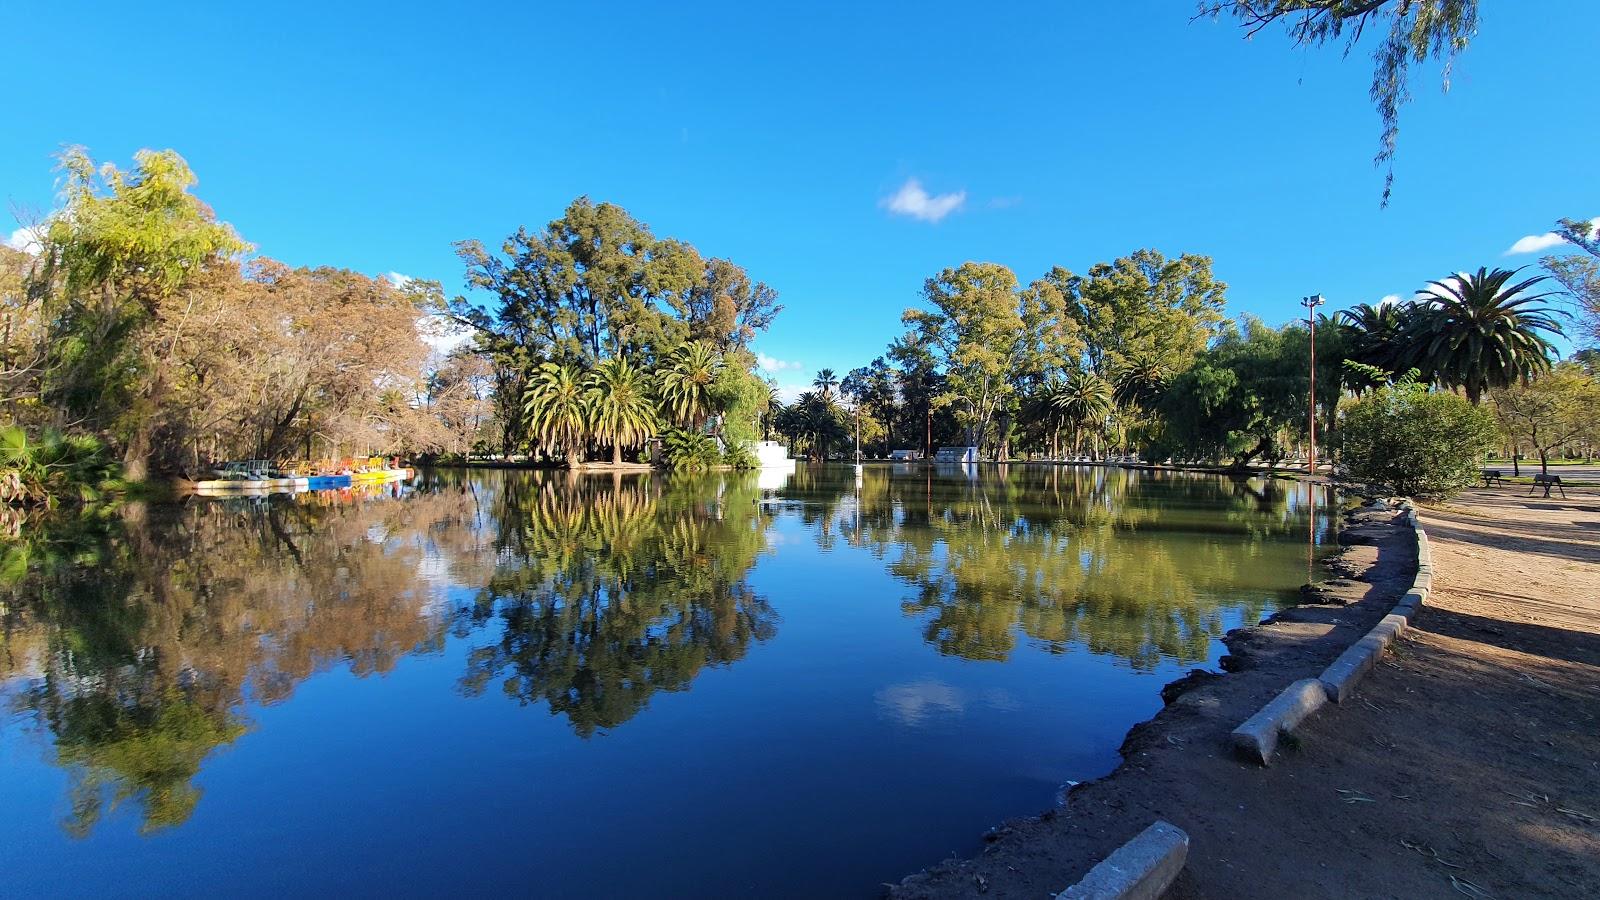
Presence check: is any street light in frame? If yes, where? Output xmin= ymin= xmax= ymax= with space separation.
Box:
xmin=1301 ymin=294 xmax=1327 ymax=475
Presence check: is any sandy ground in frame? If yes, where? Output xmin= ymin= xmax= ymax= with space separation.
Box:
xmin=893 ymin=489 xmax=1600 ymax=899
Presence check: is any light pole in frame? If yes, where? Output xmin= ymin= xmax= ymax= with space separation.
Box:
xmin=1301 ymin=294 xmax=1326 ymax=475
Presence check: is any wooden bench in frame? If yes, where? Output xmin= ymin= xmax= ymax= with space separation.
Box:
xmin=1481 ymin=469 xmax=1505 ymax=488
xmin=1529 ymin=473 xmax=1567 ymax=498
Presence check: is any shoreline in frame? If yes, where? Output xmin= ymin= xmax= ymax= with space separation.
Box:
xmin=892 ymin=497 xmax=1417 ymax=897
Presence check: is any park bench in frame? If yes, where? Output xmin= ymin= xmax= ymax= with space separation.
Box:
xmin=1528 ymin=473 xmax=1567 ymax=499
xmin=1481 ymin=469 xmax=1505 ymax=488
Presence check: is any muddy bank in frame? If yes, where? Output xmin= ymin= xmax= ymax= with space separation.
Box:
xmin=891 ymin=500 xmax=1418 ymax=898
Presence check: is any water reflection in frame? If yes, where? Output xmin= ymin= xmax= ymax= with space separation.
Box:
xmin=0 ymin=465 xmax=1333 ymax=845
xmin=786 ymin=464 xmax=1323 ymax=667
xmin=451 ymin=472 xmax=778 ymax=737
xmin=0 ymin=488 xmax=488 ymax=836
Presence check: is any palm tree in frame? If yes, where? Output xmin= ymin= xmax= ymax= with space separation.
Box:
xmin=1338 ymin=300 xmax=1413 ymax=380
xmin=761 ymin=384 xmax=781 ymax=441
xmin=585 ymin=357 xmax=657 ymax=465
xmin=1111 ymin=355 xmax=1170 ymax=412
xmin=522 ymin=362 xmax=589 ymax=467
xmin=1050 ymin=369 xmax=1113 ymax=456
xmin=656 ymin=341 xmax=723 ymax=429
xmin=812 ymin=368 xmax=838 ymax=398
xmin=790 ymin=390 xmax=843 ymax=460
xmin=1408 ymin=267 xmax=1563 ymax=404
xmin=1023 ymin=380 xmax=1064 ymax=459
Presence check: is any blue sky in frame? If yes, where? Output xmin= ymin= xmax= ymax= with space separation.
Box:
xmin=4 ymin=2 xmax=1595 ymax=396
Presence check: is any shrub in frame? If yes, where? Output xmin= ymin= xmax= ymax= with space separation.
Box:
xmin=1338 ymin=380 xmax=1496 ymax=498
xmin=660 ymin=428 xmax=721 ymax=472
xmin=721 ymin=442 xmax=757 ymax=470
xmin=0 ymin=426 xmax=120 ymax=507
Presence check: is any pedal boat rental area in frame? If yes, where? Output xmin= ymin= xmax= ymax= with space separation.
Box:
xmin=190 ymin=457 xmax=413 ymax=495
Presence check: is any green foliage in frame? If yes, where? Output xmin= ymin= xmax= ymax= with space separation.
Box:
xmin=1490 ymin=363 xmax=1600 ymax=475
xmin=709 ymin=363 xmax=768 ymax=447
xmin=1046 ymin=249 xmax=1226 ymax=379
xmin=452 ymin=198 xmax=780 ymax=446
xmin=902 ymin=262 xmax=1027 ymax=451
xmin=774 ymin=391 xmax=847 ymax=460
xmin=585 ymin=356 xmax=657 ymax=464
xmin=1545 ymin=217 xmax=1600 ymax=350
xmin=1338 ymin=300 xmax=1412 ymax=388
xmin=1151 ymin=319 xmax=1319 ymax=467
xmin=721 ymin=442 xmax=757 ymax=470
xmin=656 ymin=341 xmax=723 ymax=429
xmin=1406 ymin=267 xmax=1561 ymax=404
xmin=1339 ymin=377 xmax=1497 ymax=497
xmin=0 ymin=426 xmax=120 ymax=506
xmin=660 ymin=427 xmax=722 ymax=472
xmin=36 ymin=149 xmax=249 ymax=470
xmin=521 ymin=362 xmax=589 ymax=466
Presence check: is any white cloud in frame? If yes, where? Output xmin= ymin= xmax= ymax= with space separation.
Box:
xmin=1377 ymin=294 xmax=1404 ymax=306
xmin=756 ymin=352 xmax=802 ymax=373
xmin=873 ymin=679 xmax=1019 ymax=728
xmin=4 ymin=227 xmax=42 ymax=255
xmin=1505 ymin=217 xmax=1599 ymax=255
xmin=1506 ymin=231 xmax=1568 ymax=255
xmin=882 ymin=178 xmax=966 ymax=223
xmin=773 ymin=382 xmax=809 ymax=404
xmin=385 ymin=271 xmax=414 ymax=287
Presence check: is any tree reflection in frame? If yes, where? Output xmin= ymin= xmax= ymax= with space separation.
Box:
xmin=0 ymin=487 xmax=490 ymax=836
xmin=0 ymin=465 xmax=1326 ymax=838
xmin=455 ymin=472 xmax=777 ymax=737
xmin=798 ymin=465 xmax=1321 ymax=668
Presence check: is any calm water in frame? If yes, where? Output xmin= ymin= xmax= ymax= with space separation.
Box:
xmin=0 ymin=465 xmax=1335 ymax=897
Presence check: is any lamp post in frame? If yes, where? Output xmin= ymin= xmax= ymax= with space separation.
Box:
xmin=1301 ymin=294 xmax=1326 ymax=475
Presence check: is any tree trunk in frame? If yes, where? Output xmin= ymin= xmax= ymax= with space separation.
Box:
xmin=122 ymin=427 xmax=152 ymax=483
xmin=612 ymin=441 xmax=622 ymax=466
xmin=1539 ymin=448 xmax=1548 ymax=477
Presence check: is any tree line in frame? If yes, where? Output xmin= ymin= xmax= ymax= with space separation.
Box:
xmin=771 ymin=253 xmax=1595 ymax=491
xmin=0 ymin=150 xmax=786 ymax=503
xmin=4 ymin=146 xmax=1595 ymax=502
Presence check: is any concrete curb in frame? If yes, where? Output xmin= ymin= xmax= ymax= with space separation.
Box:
xmin=1056 ymin=820 xmax=1189 ymax=900
xmin=1231 ymin=500 xmax=1430 ymax=764
xmin=1230 ymin=678 xmax=1327 ymax=764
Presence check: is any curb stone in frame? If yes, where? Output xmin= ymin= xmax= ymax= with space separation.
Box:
xmin=1232 ymin=500 xmax=1431 ymax=763
xmin=1056 ymin=820 xmax=1189 ymax=900
xmin=1230 ymin=678 xmax=1328 ymax=764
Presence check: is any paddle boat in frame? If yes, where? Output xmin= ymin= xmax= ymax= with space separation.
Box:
xmin=191 ymin=457 xmax=408 ymax=496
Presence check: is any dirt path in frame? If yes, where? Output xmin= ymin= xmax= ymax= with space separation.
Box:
xmin=893 ymin=490 xmax=1600 ymax=899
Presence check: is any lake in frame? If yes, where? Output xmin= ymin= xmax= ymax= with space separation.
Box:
xmin=0 ymin=464 xmax=1334 ymax=897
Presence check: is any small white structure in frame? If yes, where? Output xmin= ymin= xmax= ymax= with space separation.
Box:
xmin=933 ymin=446 xmax=978 ymax=464
xmin=888 ymin=449 xmax=921 ymax=461
xmin=754 ymin=441 xmax=797 ymax=472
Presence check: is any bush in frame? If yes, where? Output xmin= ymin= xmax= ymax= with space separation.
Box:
xmin=1338 ymin=381 xmax=1496 ymax=498
xmin=721 ymin=442 xmax=757 ymax=470
xmin=660 ymin=428 xmax=721 ymax=472
xmin=0 ymin=426 xmax=121 ymax=507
